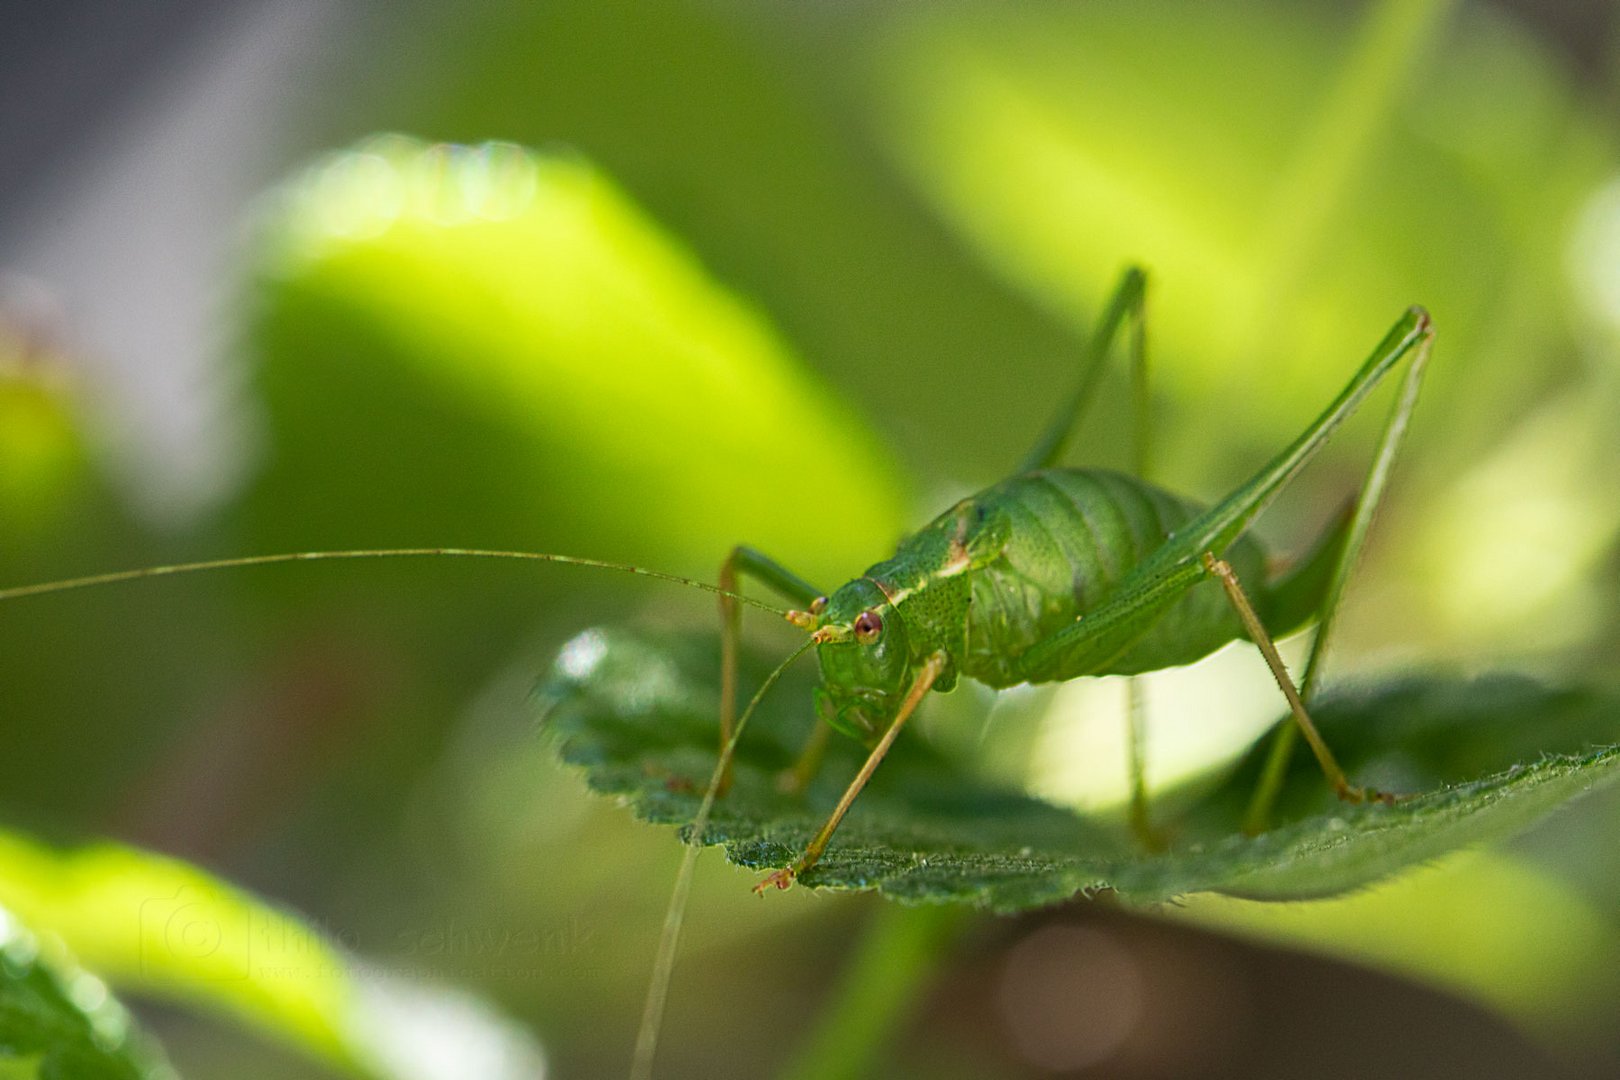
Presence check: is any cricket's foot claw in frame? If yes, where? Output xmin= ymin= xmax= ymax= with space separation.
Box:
xmin=1335 ymin=783 xmax=1403 ymax=807
xmin=753 ymin=867 xmax=797 ymax=894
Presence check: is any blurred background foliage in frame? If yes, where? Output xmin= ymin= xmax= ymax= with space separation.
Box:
xmin=4 ymin=0 xmax=1620 ymax=1077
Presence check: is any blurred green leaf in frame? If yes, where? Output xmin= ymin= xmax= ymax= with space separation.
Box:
xmin=0 ymin=833 xmax=358 ymax=1074
xmin=541 ymin=627 xmax=1620 ymax=910
xmin=0 ymin=902 xmax=169 ymax=1080
xmin=0 ymin=367 xmax=91 ymax=542
xmin=865 ymin=0 xmax=1611 ymax=481
xmin=338 ymin=0 xmax=1093 ymax=489
xmin=0 ymin=832 xmax=544 ymax=1080
xmin=243 ymin=136 xmax=907 ymax=584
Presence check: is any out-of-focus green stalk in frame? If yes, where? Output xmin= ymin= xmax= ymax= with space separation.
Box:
xmin=1251 ymin=0 xmax=1459 ymax=326
xmin=1240 ymin=0 xmax=1456 ymax=835
xmin=777 ymin=903 xmax=967 ymax=1080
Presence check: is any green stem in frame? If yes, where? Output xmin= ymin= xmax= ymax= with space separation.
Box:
xmin=776 ymin=903 xmax=967 ymax=1080
xmin=1243 ymin=720 xmax=1301 ymax=835
xmin=1239 ymin=0 xmax=1454 ymax=836
xmin=1250 ymin=0 xmax=1458 ymax=318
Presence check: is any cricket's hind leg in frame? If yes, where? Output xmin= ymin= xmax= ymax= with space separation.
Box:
xmin=1009 ymin=307 xmax=1433 ymax=832
xmin=1239 ymin=315 xmax=1433 ymax=832
xmin=1203 ymin=552 xmax=1395 ymax=810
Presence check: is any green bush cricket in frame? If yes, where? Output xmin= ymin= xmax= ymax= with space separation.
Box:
xmin=713 ymin=268 xmax=1430 ymax=882
xmin=0 ymin=267 xmax=1433 ymax=1078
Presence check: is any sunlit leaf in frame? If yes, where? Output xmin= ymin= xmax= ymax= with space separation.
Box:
xmin=865 ymin=0 xmax=1611 ymax=480
xmin=540 ymin=627 xmax=1620 ymax=910
xmin=244 ymin=136 xmax=907 ymax=584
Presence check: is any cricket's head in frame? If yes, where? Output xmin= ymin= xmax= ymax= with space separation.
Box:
xmin=804 ymin=577 xmax=913 ymax=741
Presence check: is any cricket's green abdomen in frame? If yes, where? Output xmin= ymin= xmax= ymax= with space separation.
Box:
xmin=950 ymin=468 xmax=1266 ymax=687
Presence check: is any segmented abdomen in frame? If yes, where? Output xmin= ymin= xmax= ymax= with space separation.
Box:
xmin=959 ymin=468 xmax=1265 ymax=687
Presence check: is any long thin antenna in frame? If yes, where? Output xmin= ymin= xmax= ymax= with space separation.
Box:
xmin=630 ymin=637 xmax=815 ymax=1080
xmin=0 ymin=549 xmax=790 ymax=615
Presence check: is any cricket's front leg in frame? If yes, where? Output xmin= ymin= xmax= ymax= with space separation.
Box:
xmin=756 ymin=652 xmax=947 ymax=893
xmin=1241 ymin=310 xmax=1432 ymax=833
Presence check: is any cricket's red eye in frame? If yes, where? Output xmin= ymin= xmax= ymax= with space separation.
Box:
xmin=853 ymin=610 xmax=883 ymax=644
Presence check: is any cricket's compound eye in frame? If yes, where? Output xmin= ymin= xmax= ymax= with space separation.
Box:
xmin=853 ymin=610 xmax=883 ymax=644
xmin=810 ymin=596 xmax=829 ymax=616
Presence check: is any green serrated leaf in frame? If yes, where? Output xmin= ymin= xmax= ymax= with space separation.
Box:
xmin=1183 ymin=672 xmax=1620 ymax=836
xmin=1126 ymin=747 xmax=1620 ymax=901
xmin=540 ymin=626 xmax=1620 ymax=910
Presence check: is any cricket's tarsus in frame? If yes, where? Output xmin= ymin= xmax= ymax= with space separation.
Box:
xmin=750 ymin=648 xmax=949 ymax=896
